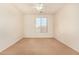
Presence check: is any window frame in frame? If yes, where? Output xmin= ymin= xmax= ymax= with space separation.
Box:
xmin=35 ymin=16 xmax=48 ymax=33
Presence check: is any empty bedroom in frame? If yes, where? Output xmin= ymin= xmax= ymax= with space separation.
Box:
xmin=0 ymin=3 xmax=79 ymax=55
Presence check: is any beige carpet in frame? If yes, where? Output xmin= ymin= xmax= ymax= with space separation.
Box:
xmin=0 ymin=38 xmax=79 ymax=55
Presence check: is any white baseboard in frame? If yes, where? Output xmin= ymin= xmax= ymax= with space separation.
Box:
xmin=55 ymin=37 xmax=79 ymax=53
xmin=0 ymin=35 xmax=23 ymax=52
xmin=23 ymin=36 xmax=54 ymax=39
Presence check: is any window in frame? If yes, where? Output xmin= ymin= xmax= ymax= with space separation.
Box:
xmin=36 ymin=17 xmax=48 ymax=33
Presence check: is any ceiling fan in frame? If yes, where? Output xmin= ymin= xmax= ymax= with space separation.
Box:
xmin=34 ymin=3 xmax=44 ymax=13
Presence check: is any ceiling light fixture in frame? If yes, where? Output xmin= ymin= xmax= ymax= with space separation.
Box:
xmin=35 ymin=3 xmax=44 ymax=12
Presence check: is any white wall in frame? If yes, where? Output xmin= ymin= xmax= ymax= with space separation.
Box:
xmin=24 ymin=14 xmax=54 ymax=38
xmin=54 ymin=4 xmax=79 ymax=52
xmin=0 ymin=4 xmax=24 ymax=52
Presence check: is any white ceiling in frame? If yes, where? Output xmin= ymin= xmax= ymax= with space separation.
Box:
xmin=13 ymin=3 xmax=65 ymax=14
